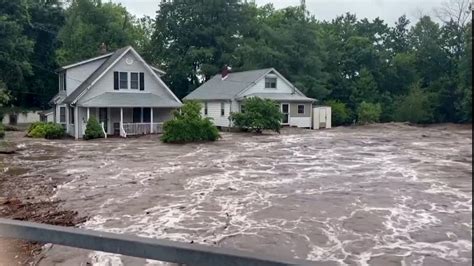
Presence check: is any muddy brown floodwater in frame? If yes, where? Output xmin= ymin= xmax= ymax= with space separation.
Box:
xmin=0 ymin=123 xmax=472 ymax=266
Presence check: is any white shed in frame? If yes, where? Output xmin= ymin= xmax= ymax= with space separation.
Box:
xmin=313 ymin=106 xmax=332 ymax=129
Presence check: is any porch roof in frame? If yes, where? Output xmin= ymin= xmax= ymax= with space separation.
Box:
xmin=79 ymin=92 xmax=182 ymax=108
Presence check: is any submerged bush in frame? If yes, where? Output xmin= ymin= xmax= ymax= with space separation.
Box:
xmin=161 ymin=101 xmax=220 ymax=143
xmin=84 ymin=116 xmax=105 ymax=140
xmin=326 ymin=100 xmax=350 ymax=126
xmin=230 ymin=97 xmax=282 ymax=133
xmin=27 ymin=122 xmax=65 ymax=139
xmin=357 ymin=102 xmax=382 ymax=124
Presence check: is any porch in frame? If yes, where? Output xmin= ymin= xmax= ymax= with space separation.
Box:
xmin=66 ymin=107 xmax=175 ymax=139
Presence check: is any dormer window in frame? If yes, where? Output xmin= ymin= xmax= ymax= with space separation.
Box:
xmin=265 ymin=77 xmax=277 ymax=89
xmin=131 ymin=72 xmax=139 ymax=89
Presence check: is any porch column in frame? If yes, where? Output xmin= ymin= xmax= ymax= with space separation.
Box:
xmin=120 ymin=107 xmax=123 ymax=137
xmin=150 ymin=108 xmax=154 ymax=134
xmin=74 ymin=106 xmax=79 ymax=140
xmin=87 ymin=107 xmax=90 ymax=121
xmin=65 ymin=106 xmax=70 ymax=134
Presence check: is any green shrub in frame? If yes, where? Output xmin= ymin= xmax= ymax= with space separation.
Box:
xmin=325 ymin=100 xmax=350 ymax=126
xmin=84 ymin=116 xmax=105 ymax=140
xmin=394 ymin=85 xmax=433 ymax=124
xmin=357 ymin=102 xmax=382 ymax=124
xmin=161 ymin=101 xmax=220 ymax=143
xmin=43 ymin=123 xmax=65 ymax=139
xmin=27 ymin=122 xmax=65 ymax=139
xmin=230 ymin=97 xmax=282 ymax=133
xmin=0 ymin=123 xmax=4 ymax=139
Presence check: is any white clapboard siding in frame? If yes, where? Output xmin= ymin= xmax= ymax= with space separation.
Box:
xmin=203 ymin=101 xmax=231 ymax=127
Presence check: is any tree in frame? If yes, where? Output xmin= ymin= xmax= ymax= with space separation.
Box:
xmin=0 ymin=0 xmax=34 ymax=105
xmin=325 ymin=100 xmax=351 ymax=126
xmin=84 ymin=116 xmax=105 ymax=140
xmin=152 ymin=0 xmax=247 ymax=99
xmin=56 ymin=0 xmax=144 ymax=65
xmin=230 ymin=97 xmax=282 ymax=133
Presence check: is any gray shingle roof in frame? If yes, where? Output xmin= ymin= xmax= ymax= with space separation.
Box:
xmin=183 ymin=68 xmax=273 ymax=100
xmin=80 ymin=92 xmax=182 ymax=108
xmin=237 ymin=93 xmax=316 ymax=102
xmin=63 ymin=46 xmax=131 ymax=104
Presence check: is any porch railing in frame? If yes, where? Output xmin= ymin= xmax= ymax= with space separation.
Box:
xmin=123 ymin=123 xmax=164 ymax=136
xmin=0 ymin=218 xmax=310 ymax=266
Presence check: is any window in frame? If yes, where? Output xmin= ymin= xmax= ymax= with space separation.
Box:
xmin=143 ymin=108 xmax=151 ymax=123
xmin=204 ymin=102 xmax=208 ymax=115
xmin=131 ymin=72 xmax=139 ymax=89
xmin=119 ymin=72 xmax=128 ymax=89
xmin=298 ymin=104 xmax=305 ymax=114
xmin=221 ymin=102 xmax=225 ymax=116
xmin=265 ymin=77 xmax=277 ymax=89
xmin=133 ymin=108 xmax=142 ymax=123
xmin=70 ymin=107 xmax=75 ymax=124
xmin=59 ymin=107 xmax=66 ymax=123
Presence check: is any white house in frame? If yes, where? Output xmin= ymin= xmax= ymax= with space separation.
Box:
xmin=183 ymin=68 xmax=316 ymax=128
xmin=49 ymin=46 xmax=182 ymax=139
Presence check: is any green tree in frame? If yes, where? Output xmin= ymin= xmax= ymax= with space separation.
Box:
xmin=0 ymin=0 xmax=34 ymax=104
xmin=56 ymin=0 xmax=144 ymax=65
xmin=152 ymin=0 xmax=246 ymax=99
xmin=84 ymin=116 xmax=105 ymax=140
xmin=230 ymin=97 xmax=282 ymax=133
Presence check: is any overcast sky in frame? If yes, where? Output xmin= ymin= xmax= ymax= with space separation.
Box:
xmin=112 ymin=0 xmax=446 ymax=24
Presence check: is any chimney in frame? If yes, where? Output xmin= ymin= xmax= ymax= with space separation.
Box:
xmin=221 ymin=65 xmax=230 ymax=80
xmin=99 ymin=43 xmax=107 ymax=55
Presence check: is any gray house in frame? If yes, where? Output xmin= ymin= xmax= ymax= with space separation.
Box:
xmin=50 ymin=46 xmax=182 ymax=139
xmin=184 ymin=68 xmax=316 ymax=128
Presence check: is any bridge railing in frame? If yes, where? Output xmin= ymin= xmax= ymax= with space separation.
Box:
xmin=0 ymin=218 xmax=313 ymax=266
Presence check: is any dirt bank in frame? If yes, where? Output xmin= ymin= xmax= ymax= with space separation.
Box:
xmin=0 ymin=132 xmax=86 ymax=265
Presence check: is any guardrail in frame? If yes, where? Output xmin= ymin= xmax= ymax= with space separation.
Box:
xmin=0 ymin=218 xmax=313 ymax=266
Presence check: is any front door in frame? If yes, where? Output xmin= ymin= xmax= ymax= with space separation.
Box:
xmin=281 ymin=103 xmax=289 ymax=124
xmin=99 ymin=108 xmax=108 ymax=133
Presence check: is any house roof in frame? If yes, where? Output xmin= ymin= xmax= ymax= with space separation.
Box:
xmin=80 ymin=92 xmax=182 ymax=108
xmin=63 ymin=46 xmax=131 ymax=104
xmin=183 ymin=68 xmax=273 ymax=101
xmin=237 ymin=93 xmax=316 ymax=102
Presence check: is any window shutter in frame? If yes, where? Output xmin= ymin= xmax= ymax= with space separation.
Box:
xmin=114 ymin=72 xmax=119 ymax=90
xmin=140 ymin=73 xmax=145 ymax=91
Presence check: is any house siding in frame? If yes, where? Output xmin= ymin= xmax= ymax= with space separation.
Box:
xmin=65 ymin=58 xmax=107 ymax=95
xmin=240 ymin=74 xmax=295 ymax=96
xmin=290 ymin=103 xmax=312 ymax=118
xmin=77 ymin=50 xmax=175 ymax=106
xmin=201 ymin=101 xmax=231 ymax=127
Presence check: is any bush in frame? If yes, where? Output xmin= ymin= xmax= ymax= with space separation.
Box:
xmin=161 ymin=101 xmax=220 ymax=143
xmin=357 ymin=102 xmax=382 ymax=124
xmin=325 ymin=100 xmax=350 ymax=126
xmin=84 ymin=116 xmax=105 ymax=140
xmin=394 ymin=85 xmax=433 ymax=124
xmin=27 ymin=122 xmax=65 ymax=139
xmin=230 ymin=97 xmax=282 ymax=133
xmin=0 ymin=123 xmax=4 ymax=139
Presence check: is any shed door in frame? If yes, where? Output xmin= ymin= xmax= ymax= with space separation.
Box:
xmin=319 ymin=108 xmax=327 ymax=123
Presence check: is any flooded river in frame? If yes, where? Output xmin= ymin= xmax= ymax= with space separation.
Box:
xmin=2 ymin=123 xmax=472 ymax=265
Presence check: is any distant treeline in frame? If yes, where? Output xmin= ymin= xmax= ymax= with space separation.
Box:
xmin=0 ymin=0 xmax=471 ymax=124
